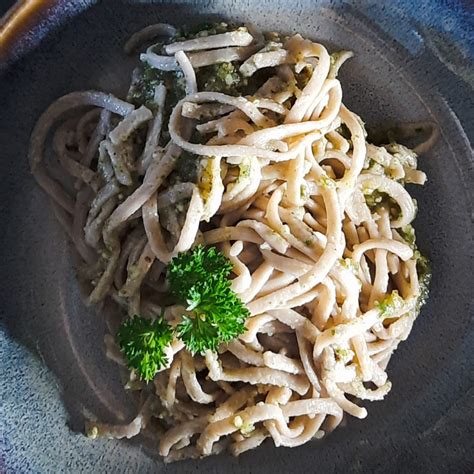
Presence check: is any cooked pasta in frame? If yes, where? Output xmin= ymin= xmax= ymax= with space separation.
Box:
xmin=29 ymin=22 xmax=432 ymax=462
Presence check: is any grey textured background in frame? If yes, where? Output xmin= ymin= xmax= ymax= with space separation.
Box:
xmin=1 ymin=1 xmax=473 ymax=472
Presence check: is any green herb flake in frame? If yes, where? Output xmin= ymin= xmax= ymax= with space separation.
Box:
xmin=334 ymin=345 xmax=354 ymax=363
xmin=300 ymin=184 xmax=308 ymax=199
xmin=375 ymin=290 xmax=405 ymax=318
xmin=339 ymin=257 xmax=360 ymax=272
xmin=233 ymin=415 xmax=255 ymax=436
xmin=239 ymin=162 xmax=251 ymax=179
xmin=320 ymin=175 xmax=337 ymax=189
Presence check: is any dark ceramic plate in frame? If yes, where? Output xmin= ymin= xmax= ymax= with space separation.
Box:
xmin=1 ymin=1 xmax=473 ymax=472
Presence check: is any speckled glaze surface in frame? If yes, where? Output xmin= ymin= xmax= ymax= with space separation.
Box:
xmin=0 ymin=1 xmax=473 ymax=472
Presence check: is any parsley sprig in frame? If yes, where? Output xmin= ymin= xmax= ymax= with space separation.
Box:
xmin=116 ymin=315 xmax=173 ymax=382
xmin=176 ymin=276 xmax=249 ymax=354
xmin=171 ymin=246 xmax=249 ymax=354
xmin=116 ymin=246 xmax=249 ymax=381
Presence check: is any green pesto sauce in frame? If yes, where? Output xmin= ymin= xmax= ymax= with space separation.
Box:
xmin=415 ymin=251 xmax=431 ymax=313
xmin=175 ymin=151 xmax=199 ymax=183
xmin=398 ymin=224 xmax=416 ymax=249
xmin=198 ymin=61 xmax=273 ymax=98
xmin=392 ymin=221 xmax=431 ymax=316
xmin=127 ymin=63 xmax=186 ymax=115
xmin=175 ymin=22 xmax=237 ymax=41
xmin=336 ymin=123 xmax=351 ymax=140
xmin=295 ymin=64 xmax=313 ymax=89
xmin=364 ymin=190 xmax=402 ymax=220
xmin=129 ymin=22 xmax=264 ymax=180
xmin=197 ymin=61 xmax=247 ymax=96
xmin=376 ymin=290 xmax=404 ymax=317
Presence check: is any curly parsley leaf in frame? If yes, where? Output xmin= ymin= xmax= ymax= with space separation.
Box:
xmin=116 ymin=315 xmax=173 ymax=382
xmin=167 ymin=245 xmax=232 ymax=301
xmin=169 ymin=245 xmax=249 ymax=354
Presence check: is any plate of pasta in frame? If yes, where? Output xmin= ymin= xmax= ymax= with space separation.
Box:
xmin=1 ymin=1 xmax=472 ymax=472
